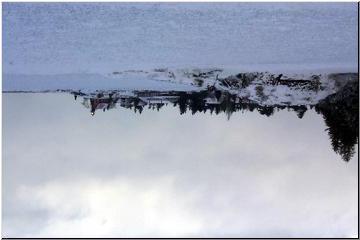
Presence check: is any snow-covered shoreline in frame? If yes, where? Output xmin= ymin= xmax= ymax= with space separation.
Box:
xmin=3 ymin=68 xmax=358 ymax=107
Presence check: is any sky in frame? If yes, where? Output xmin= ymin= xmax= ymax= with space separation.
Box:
xmin=3 ymin=3 xmax=358 ymax=74
xmin=2 ymin=93 xmax=358 ymax=238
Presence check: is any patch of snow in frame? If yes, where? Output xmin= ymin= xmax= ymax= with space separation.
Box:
xmin=3 ymin=73 xmax=199 ymax=93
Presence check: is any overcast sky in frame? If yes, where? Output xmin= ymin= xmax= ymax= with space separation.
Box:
xmin=2 ymin=93 xmax=358 ymax=238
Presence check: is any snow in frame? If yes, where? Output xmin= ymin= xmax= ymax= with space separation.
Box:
xmin=3 ymin=68 xmax=357 ymax=106
xmin=244 ymin=84 xmax=331 ymax=106
xmin=2 ymin=73 xmax=198 ymax=93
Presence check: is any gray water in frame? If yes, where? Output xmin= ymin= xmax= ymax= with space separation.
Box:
xmin=3 ymin=3 xmax=358 ymax=74
xmin=2 ymin=93 xmax=358 ymax=237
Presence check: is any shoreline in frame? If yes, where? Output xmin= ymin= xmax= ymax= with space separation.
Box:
xmin=3 ymin=69 xmax=358 ymax=107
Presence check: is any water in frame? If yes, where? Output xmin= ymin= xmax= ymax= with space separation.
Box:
xmin=2 ymin=93 xmax=358 ymax=237
xmin=3 ymin=3 xmax=358 ymax=74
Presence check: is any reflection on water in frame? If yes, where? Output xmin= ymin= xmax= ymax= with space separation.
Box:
xmin=73 ymin=88 xmax=358 ymax=162
xmin=2 ymin=93 xmax=358 ymax=238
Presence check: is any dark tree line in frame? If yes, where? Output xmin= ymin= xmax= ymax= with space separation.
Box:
xmin=315 ymin=81 xmax=359 ymax=162
xmin=75 ymin=83 xmax=359 ymax=162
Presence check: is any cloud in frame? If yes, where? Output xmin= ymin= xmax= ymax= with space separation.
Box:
xmin=2 ymin=94 xmax=358 ymax=237
xmin=11 ymin=176 xmax=203 ymax=238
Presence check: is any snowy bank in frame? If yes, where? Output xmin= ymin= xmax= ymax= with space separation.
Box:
xmin=3 ymin=68 xmax=358 ymax=107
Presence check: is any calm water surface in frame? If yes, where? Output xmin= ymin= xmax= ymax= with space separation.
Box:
xmin=2 ymin=93 xmax=358 ymax=237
